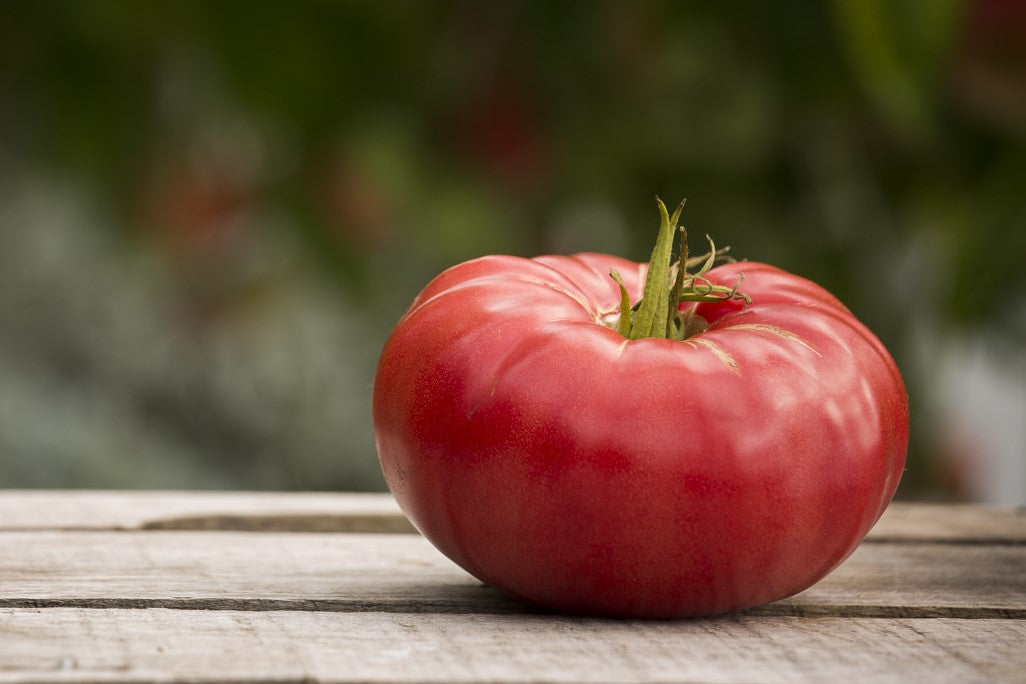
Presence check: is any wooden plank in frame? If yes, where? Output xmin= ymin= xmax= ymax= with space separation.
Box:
xmin=0 ymin=490 xmax=415 ymax=533
xmin=0 ymin=608 xmax=1023 ymax=683
xmin=0 ymin=532 xmax=1023 ymax=616
xmin=1 ymin=493 xmax=1023 ymax=542
xmin=869 ymin=503 xmax=1026 ymax=544
xmin=0 ymin=531 xmax=507 ymax=614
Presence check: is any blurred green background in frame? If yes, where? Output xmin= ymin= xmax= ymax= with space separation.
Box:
xmin=1 ymin=1 xmax=1024 ymax=501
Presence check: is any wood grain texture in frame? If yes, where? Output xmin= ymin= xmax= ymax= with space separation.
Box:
xmin=870 ymin=503 xmax=1026 ymax=544
xmin=1 ymin=608 xmax=1023 ymax=684
xmin=0 ymin=531 xmax=1023 ymax=617
xmin=2 ymin=492 xmax=1023 ymax=541
xmin=0 ymin=490 xmax=415 ymax=533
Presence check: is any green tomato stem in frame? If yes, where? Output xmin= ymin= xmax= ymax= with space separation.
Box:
xmin=610 ymin=198 xmax=750 ymax=341
xmin=629 ymin=198 xmax=683 ymax=340
xmin=609 ymin=269 xmax=633 ymax=338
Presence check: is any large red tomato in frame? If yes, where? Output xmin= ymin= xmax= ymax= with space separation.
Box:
xmin=373 ymin=200 xmax=908 ymax=617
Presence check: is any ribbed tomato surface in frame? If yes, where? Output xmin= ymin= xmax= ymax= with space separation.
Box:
xmin=373 ymin=253 xmax=908 ymax=617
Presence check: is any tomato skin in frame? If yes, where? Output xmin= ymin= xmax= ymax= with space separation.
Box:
xmin=373 ymin=254 xmax=908 ymax=618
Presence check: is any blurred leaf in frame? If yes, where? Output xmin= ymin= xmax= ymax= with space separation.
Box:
xmin=832 ymin=0 xmax=962 ymax=141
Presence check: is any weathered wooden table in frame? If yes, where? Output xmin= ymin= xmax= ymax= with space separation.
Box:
xmin=0 ymin=491 xmax=1023 ymax=683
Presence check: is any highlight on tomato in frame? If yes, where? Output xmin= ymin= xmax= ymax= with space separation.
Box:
xmin=373 ymin=198 xmax=909 ymax=618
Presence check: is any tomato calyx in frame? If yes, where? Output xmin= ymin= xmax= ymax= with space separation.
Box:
xmin=610 ymin=198 xmax=750 ymax=341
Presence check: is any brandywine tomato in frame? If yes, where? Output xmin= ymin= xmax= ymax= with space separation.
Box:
xmin=373 ymin=200 xmax=908 ymax=618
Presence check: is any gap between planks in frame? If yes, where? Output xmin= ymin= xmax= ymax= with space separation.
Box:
xmin=1 ymin=597 xmax=1023 ymax=620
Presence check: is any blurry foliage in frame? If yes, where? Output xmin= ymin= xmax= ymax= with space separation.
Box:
xmin=0 ymin=0 xmax=1024 ymax=495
